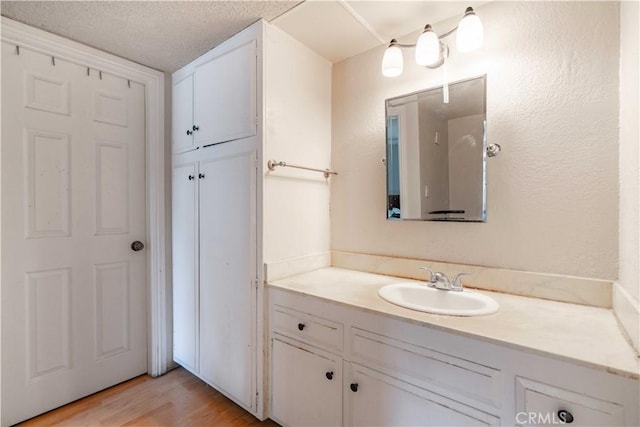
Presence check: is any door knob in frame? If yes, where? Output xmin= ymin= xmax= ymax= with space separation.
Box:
xmin=131 ymin=241 xmax=145 ymax=252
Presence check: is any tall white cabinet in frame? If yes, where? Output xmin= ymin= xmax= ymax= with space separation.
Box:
xmin=172 ymin=19 xmax=333 ymax=420
xmin=172 ymin=21 xmax=261 ymax=415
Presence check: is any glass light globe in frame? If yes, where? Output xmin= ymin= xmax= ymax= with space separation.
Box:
xmin=456 ymin=8 xmax=483 ymax=52
xmin=381 ymin=42 xmax=403 ymax=77
xmin=415 ymin=26 xmax=440 ymax=66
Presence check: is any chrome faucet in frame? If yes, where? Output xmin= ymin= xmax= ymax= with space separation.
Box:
xmin=420 ymin=268 xmax=471 ymax=292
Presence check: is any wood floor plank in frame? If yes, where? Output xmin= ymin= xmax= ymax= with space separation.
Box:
xmin=20 ymin=368 xmax=279 ymax=427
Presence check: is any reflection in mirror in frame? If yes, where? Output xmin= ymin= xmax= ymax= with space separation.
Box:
xmin=386 ymin=75 xmax=487 ymax=222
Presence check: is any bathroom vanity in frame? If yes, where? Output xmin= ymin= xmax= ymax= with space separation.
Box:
xmin=266 ymin=267 xmax=639 ymax=427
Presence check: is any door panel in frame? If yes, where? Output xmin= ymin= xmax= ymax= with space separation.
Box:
xmin=24 ymin=129 xmax=71 ymax=238
xmin=1 ymin=42 xmax=147 ymax=426
xmin=198 ymin=143 xmax=256 ymax=408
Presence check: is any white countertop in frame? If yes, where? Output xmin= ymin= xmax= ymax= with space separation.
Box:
xmin=268 ymin=267 xmax=640 ymax=379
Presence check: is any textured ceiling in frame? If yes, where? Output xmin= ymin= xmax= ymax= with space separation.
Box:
xmin=0 ymin=1 xmax=300 ymax=72
xmin=1 ymin=1 xmax=489 ymax=72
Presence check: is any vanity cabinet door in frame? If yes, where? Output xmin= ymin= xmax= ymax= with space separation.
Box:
xmin=271 ymin=337 xmax=342 ymax=427
xmin=346 ymin=362 xmax=500 ymax=427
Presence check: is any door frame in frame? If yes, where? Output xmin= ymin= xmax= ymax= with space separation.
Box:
xmin=0 ymin=17 xmax=170 ymax=381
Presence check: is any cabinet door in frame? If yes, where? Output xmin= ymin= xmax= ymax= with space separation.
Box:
xmin=172 ymin=75 xmax=195 ymax=154
xmin=193 ymin=40 xmax=257 ymax=146
xmin=346 ymin=363 xmax=499 ymax=427
xmin=271 ymin=338 xmax=342 ymax=427
xmin=198 ymin=145 xmax=256 ymax=408
xmin=172 ymin=161 xmax=199 ymax=372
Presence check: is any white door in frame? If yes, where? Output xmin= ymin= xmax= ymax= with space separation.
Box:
xmin=1 ymin=43 xmax=147 ymax=426
xmin=198 ymin=139 xmax=256 ymax=408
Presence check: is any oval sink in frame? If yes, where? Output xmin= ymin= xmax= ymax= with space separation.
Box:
xmin=378 ymin=282 xmax=499 ymax=316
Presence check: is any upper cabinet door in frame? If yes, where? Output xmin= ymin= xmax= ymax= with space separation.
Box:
xmin=193 ymin=40 xmax=257 ymax=146
xmin=172 ymin=74 xmax=195 ymax=154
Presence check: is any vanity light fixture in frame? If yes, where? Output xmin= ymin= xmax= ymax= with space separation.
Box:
xmin=381 ymin=6 xmax=483 ymax=77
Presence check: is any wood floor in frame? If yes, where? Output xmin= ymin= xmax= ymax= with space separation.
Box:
xmin=21 ymin=368 xmax=280 ymax=427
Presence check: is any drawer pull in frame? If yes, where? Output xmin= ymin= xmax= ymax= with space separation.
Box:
xmin=325 ymin=371 xmax=333 ymax=380
xmin=557 ymin=410 xmax=573 ymax=424
xmin=350 ymin=383 xmax=358 ymax=392
xmin=297 ymin=323 xmax=305 ymax=331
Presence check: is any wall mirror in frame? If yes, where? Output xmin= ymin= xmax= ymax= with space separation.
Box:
xmin=385 ymin=75 xmax=487 ymax=222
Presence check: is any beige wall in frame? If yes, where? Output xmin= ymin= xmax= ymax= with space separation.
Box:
xmin=331 ymin=1 xmax=620 ymax=280
xmin=615 ymin=0 xmax=639 ymax=350
xmin=263 ymin=24 xmax=332 ymax=262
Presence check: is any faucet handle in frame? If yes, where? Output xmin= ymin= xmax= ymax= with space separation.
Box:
xmin=419 ymin=267 xmax=437 ymax=283
xmin=452 ymin=273 xmax=472 ymax=290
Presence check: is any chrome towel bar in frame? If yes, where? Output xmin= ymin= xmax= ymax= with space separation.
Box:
xmin=267 ymin=159 xmax=338 ymax=179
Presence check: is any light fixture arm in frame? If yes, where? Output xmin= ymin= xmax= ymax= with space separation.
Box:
xmin=390 ymin=25 xmax=459 ymax=49
xmin=424 ymin=42 xmax=449 ymax=69
xmin=388 ymin=24 xmax=457 ymax=71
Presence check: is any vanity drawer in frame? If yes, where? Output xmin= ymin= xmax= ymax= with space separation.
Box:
xmin=351 ymin=327 xmax=501 ymax=408
xmin=515 ymin=377 xmax=624 ymax=426
xmin=272 ymin=304 xmax=343 ymax=352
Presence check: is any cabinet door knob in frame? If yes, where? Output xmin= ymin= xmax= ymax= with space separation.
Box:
xmin=325 ymin=371 xmax=333 ymax=380
xmin=188 ymin=175 xmax=194 ymax=180
xmin=350 ymin=383 xmax=358 ymax=392
xmin=186 ymin=129 xmax=192 ymax=135
xmin=193 ymin=125 xmax=199 ymax=131
xmin=557 ymin=410 xmax=573 ymax=424
xmin=199 ymin=173 xmax=205 ymax=179
xmin=297 ymin=323 xmax=305 ymax=331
